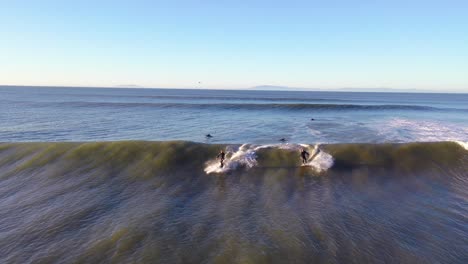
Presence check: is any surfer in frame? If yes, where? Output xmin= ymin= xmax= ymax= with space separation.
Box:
xmin=217 ymin=150 xmax=226 ymax=168
xmin=300 ymin=148 xmax=310 ymax=165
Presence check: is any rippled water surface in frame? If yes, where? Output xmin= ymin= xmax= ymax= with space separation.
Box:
xmin=1 ymin=86 xmax=467 ymax=143
xmin=0 ymin=142 xmax=467 ymax=263
xmin=0 ymin=87 xmax=467 ymax=263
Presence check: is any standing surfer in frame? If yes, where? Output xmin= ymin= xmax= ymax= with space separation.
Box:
xmin=217 ymin=150 xmax=226 ymax=168
xmin=300 ymin=148 xmax=310 ymax=165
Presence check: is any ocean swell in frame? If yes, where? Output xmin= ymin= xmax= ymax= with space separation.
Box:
xmin=0 ymin=141 xmax=467 ymax=263
xmin=0 ymin=141 xmax=466 ymax=179
xmin=42 ymin=101 xmax=468 ymax=112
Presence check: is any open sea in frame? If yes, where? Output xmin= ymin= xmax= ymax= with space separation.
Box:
xmin=1 ymin=86 xmax=468 ymax=143
xmin=0 ymin=86 xmax=467 ymax=263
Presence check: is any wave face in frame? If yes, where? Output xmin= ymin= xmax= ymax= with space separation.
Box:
xmin=1 ymin=141 xmax=467 ymax=263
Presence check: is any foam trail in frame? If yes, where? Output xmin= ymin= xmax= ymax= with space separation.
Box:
xmin=204 ymin=143 xmax=298 ymax=174
xmin=305 ymin=145 xmax=334 ymax=172
xmin=204 ymin=144 xmax=259 ymax=174
xmin=205 ymin=143 xmax=335 ymax=174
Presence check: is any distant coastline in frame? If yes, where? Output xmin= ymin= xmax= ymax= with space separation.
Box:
xmin=0 ymin=84 xmax=466 ymax=94
xmin=248 ymin=85 xmax=463 ymax=93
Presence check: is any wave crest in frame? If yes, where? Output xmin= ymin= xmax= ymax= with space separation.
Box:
xmin=50 ymin=101 xmax=467 ymax=112
xmin=0 ymin=141 xmax=466 ymax=179
xmin=204 ymin=143 xmax=334 ymax=174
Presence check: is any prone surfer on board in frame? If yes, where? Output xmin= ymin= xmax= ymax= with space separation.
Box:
xmin=217 ymin=150 xmax=226 ymax=168
xmin=300 ymin=148 xmax=310 ymax=165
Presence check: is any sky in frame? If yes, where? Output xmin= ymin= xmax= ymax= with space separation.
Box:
xmin=1 ymin=0 xmax=467 ymax=91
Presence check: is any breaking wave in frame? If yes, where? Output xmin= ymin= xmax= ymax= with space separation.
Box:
xmin=456 ymin=141 xmax=468 ymax=150
xmin=204 ymin=143 xmax=334 ymax=174
xmin=373 ymin=118 xmax=468 ymax=143
xmin=303 ymin=145 xmax=334 ymax=172
xmin=204 ymin=144 xmax=260 ymax=174
xmin=0 ymin=141 xmax=467 ymax=263
xmin=1 ymin=141 xmax=465 ymax=178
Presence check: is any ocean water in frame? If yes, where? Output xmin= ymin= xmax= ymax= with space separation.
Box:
xmin=1 ymin=86 xmax=467 ymax=143
xmin=1 ymin=86 xmax=467 ymax=263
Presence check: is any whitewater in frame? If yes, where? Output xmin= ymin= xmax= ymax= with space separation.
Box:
xmin=204 ymin=143 xmax=334 ymax=174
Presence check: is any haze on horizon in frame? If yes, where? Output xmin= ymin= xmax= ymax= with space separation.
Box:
xmin=1 ymin=0 xmax=467 ymax=92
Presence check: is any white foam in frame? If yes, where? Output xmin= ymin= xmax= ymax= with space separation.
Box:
xmin=374 ymin=118 xmax=468 ymax=143
xmin=454 ymin=141 xmax=468 ymax=151
xmin=204 ymin=143 xmax=334 ymax=174
xmin=304 ymin=145 xmax=334 ymax=172
xmin=204 ymin=144 xmax=259 ymax=174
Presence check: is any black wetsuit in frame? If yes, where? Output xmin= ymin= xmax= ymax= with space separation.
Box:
xmin=217 ymin=152 xmax=226 ymax=168
xmin=300 ymin=150 xmax=309 ymax=164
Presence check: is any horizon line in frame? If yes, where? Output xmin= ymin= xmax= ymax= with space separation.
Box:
xmin=1 ymin=84 xmax=467 ymax=94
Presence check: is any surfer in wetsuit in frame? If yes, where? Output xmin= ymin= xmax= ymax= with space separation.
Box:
xmin=300 ymin=148 xmax=310 ymax=164
xmin=217 ymin=150 xmax=226 ymax=168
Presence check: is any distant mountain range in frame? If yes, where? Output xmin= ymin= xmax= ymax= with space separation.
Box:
xmin=249 ymin=85 xmax=450 ymax=93
xmin=114 ymin=84 xmax=144 ymax=88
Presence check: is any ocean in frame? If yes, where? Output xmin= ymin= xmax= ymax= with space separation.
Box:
xmin=1 ymin=86 xmax=467 ymax=143
xmin=0 ymin=86 xmax=467 ymax=263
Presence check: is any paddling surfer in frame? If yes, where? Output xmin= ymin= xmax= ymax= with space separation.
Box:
xmin=217 ymin=150 xmax=226 ymax=168
xmin=300 ymin=148 xmax=310 ymax=165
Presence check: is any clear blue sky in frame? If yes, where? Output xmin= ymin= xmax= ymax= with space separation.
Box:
xmin=1 ymin=0 xmax=467 ymax=91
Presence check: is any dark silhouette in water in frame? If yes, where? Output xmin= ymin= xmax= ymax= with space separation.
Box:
xmin=279 ymin=138 xmax=287 ymax=142
xmin=300 ymin=148 xmax=310 ymax=164
xmin=310 ymin=118 xmax=315 ymax=121
xmin=217 ymin=150 xmax=226 ymax=168
xmin=205 ymin=134 xmax=213 ymax=138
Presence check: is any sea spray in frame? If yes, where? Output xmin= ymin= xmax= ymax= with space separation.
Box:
xmin=203 ymin=144 xmax=288 ymax=174
xmin=204 ymin=143 xmax=335 ymax=174
xmin=455 ymin=141 xmax=468 ymax=151
xmin=305 ymin=145 xmax=334 ymax=172
xmin=204 ymin=144 xmax=259 ymax=174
